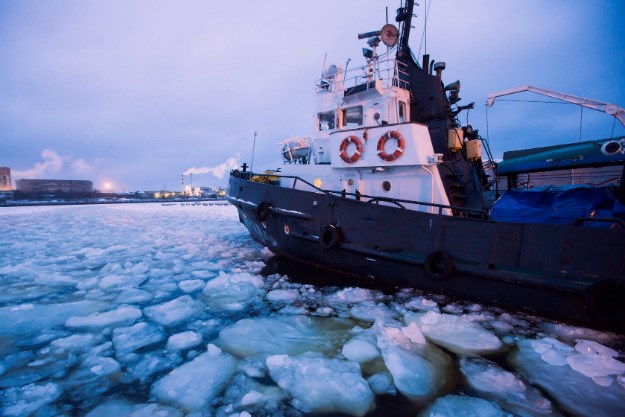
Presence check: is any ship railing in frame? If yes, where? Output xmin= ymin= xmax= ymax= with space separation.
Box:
xmin=233 ymin=170 xmax=490 ymax=220
xmin=315 ymin=57 xmax=410 ymax=94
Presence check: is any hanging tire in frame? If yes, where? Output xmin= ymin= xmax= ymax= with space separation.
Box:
xmin=254 ymin=201 xmax=271 ymax=222
xmin=424 ymin=251 xmax=454 ymax=280
xmin=584 ymin=281 xmax=625 ymax=323
xmin=320 ymin=225 xmax=342 ymax=250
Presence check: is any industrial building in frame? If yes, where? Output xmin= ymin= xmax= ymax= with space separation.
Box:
xmin=16 ymin=179 xmax=93 ymax=194
xmin=0 ymin=167 xmax=11 ymax=191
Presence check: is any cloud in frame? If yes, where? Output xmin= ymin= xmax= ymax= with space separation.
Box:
xmin=12 ymin=149 xmax=65 ymax=178
xmin=183 ymin=154 xmax=240 ymax=179
xmin=71 ymin=158 xmax=92 ymax=174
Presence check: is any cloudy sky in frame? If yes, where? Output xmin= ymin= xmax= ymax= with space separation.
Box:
xmin=1 ymin=0 xmax=624 ymax=191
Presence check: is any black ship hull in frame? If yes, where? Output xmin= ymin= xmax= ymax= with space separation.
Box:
xmin=228 ymin=173 xmax=625 ymax=328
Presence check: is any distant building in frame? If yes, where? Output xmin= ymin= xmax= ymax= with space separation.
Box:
xmin=0 ymin=167 xmax=11 ymax=191
xmin=16 ymin=179 xmax=93 ymax=193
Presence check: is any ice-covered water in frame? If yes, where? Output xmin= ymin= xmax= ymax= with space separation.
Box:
xmin=1 ymin=203 xmax=624 ymax=417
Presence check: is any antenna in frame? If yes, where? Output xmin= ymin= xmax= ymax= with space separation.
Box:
xmin=250 ymin=131 xmax=258 ymax=173
xmin=424 ymin=0 xmax=427 ymax=55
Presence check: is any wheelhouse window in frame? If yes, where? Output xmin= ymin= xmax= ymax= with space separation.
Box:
xmin=341 ymin=106 xmax=363 ymax=128
xmin=398 ymin=101 xmax=406 ymax=123
xmin=317 ymin=111 xmax=335 ymax=131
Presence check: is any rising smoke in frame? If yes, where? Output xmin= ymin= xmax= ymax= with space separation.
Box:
xmin=183 ymin=154 xmax=240 ymax=179
xmin=11 ymin=149 xmax=94 ymax=179
xmin=12 ymin=149 xmax=93 ymax=179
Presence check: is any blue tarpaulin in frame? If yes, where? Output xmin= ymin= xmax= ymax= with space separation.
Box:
xmin=490 ymin=185 xmax=624 ymax=226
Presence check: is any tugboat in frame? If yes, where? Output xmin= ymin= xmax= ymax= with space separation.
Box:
xmin=227 ymin=0 xmax=625 ymax=327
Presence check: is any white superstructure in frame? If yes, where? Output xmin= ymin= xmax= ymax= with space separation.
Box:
xmin=275 ymin=52 xmax=451 ymax=214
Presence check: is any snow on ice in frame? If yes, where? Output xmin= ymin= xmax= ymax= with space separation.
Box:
xmin=0 ymin=203 xmax=624 ymax=417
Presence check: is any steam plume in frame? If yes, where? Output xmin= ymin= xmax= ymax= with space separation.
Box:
xmin=183 ymin=154 xmax=240 ymax=179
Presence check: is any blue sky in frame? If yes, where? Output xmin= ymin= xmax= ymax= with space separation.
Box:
xmin=1 ymin=0 xmax=624 ymax=191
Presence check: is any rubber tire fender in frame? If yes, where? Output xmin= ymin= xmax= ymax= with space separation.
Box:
xmin=424 ymin=251 xmax=454 ymax=280
xmin=320 ymin=224 xmax=342 ymax=250
xmin=254 ymin=201 xmax=271 ymax=222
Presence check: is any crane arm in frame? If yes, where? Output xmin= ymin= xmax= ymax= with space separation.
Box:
xmin=485 ymin=85 xmax=625 ymax=130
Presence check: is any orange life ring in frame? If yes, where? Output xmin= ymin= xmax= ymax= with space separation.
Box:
xmin=339 ymin=135 xmax=363 ymax=163
xmin=377 ymin=130 xmax=405 ymax=161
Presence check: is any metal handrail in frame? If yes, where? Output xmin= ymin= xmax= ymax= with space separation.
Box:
xmin=315 ymin=57 xmax=410 ymax=94
xmin=232 ymin=170 xmax=491 ymax=219
xmin=573 ymin=217 xmax=625 ymax=229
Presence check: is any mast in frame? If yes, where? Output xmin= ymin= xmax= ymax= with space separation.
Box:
xmin=397 ymin=0 xmax=415 ymax=60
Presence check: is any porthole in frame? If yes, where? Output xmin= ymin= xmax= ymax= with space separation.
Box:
xmin=382 ymin=181 xmax=391 ymax=192
xmin=348 ymin=178 xmax=355 ymax=186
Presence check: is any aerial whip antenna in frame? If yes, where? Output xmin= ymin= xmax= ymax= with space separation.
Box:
xmin=250 ymin=131 xmax=258 ymax=173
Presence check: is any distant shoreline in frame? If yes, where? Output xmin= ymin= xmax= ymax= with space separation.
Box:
xmin=0 ymin=197 xmax=229 ymax=208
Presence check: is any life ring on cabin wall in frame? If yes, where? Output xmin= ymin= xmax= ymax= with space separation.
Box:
xmin=377 ymin=130 xmax=405 ymax=161
xmin=339 ymin=136 xmax=364 ymax=163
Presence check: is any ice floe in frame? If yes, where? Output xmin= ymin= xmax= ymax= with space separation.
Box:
xmin=112 ymin=322 xmax=165 ymax=356
xmin=405 ymin=311 xmax=503 ymax=355
xmin=66 ymin=305 xmax=142 ymax=329
xmin=419 ymin=394 xmax=513 ymax=417
xmin=266 ymin=352 xmax=374 ymax=416
xmin=151 ymin=345 xmax=238 ymax=410
xmin=165 ymin=331 xmax=203 ymax=351
xmin=509 ymin=338 xmax=625 ymax=417
xmin=202 ymin=271 xmax=265 ymax=311
xmin=0 ymin=382 xmax=63 ymax=417
xmin=460 ymin=357 xmax=553 ymax=416
xmin=143 ymin=296 xmax=203 ymax=327
xmin=218 ymin=315 xmax=355 ymax=357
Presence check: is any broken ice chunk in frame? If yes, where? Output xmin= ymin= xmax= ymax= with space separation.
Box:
xmin=377 ymin=324 xmax=452 ymax=401
xmin=574 ymin=339 xmax=619 ymax=358
xmin=266 ymin=352 xmax=374 ymax=416
xmin=202 ymin=272 xmax=265 ymax=311
xmin=112 ymin=322 xmax=165 ymax=356
xmin=50 ymin=334 xmax=96 ymax=351
xmin=143 ymin=295 xmax=203 ymax=327
xmin=509 ymin=338 xmax=625 ymax=417
xmin=178 ymin=279 xmax=205 ymax=294
xmin=567 ymin=352 xmax=625 ymax=378
xmin=0 ymin=382 xmax=63 ymax=417
xmin=420 ymin=394 xmax=512 ymax=417
xmin=266 ymin=289 xmax=299 ymax=303
xmin=405 ymin=311 xmax=502 ymax=355
xmin=151 ymin=350 xmax=238 ymax=410
xmin=342 ymin=330 xmax=380 ymax=363
xmin=85 ymin=400 xmax=183 ymax=417
xmin=367 ymin=371 xmax=396 ymax=395
xmin=218 ymin=315 xmax=354 ymax=357
xmin=0 ymin=301 xmax=107 ymax=335
xmin=65 ymin=305 xmax=142 ymax=329
xmin=459 ymin=357 xmax=552 ymax=416
xmin=166 ymin=331 xmax=202 ymax=351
